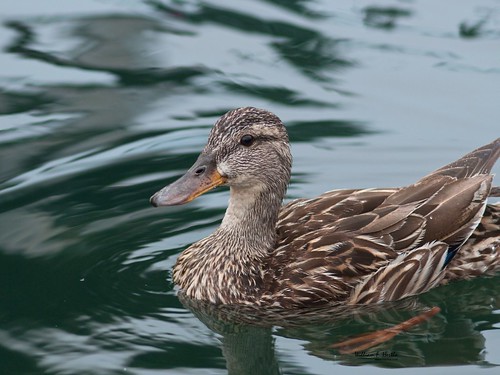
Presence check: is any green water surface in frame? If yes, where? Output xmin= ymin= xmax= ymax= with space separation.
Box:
xmin=0 ymin=1 xmax=499 ymax=374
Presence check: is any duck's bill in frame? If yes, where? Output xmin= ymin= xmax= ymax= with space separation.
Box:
xmin=150 ymin=154 xmax=227 ymax=207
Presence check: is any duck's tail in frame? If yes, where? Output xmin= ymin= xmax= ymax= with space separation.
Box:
xmin=443 ymin=203 xmax=500 ymax=281
xmin=433 ymin=138 xmax=500 ymax=278
xmin=384 ymin=138 xmax=500 ymax=208
xmin=490 ymin=186 xmax=500 ymax=197
xmin=426 ymin=137 xmax=500 ymax=180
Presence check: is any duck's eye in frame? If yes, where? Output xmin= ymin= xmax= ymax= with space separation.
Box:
xmin=240 ymin=134 xmax=254 ymax=147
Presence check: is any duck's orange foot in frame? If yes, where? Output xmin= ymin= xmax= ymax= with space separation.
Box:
xmin=331 ymin=306 xmax=441 ymax=354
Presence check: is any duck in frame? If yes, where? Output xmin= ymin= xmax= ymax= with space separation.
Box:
xmin=150 ymin=107 xmax=500 ymax=309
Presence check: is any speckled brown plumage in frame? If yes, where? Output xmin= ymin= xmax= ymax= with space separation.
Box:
xmin=150 ymin=107 xmax=500 ymax=308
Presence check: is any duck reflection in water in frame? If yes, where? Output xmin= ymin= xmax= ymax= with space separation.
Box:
xmin=179 ymin=276 xmax=499 ymax=370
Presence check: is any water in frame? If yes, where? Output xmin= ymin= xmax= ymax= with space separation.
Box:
xmin=0 ymin=0 xmax=499 ymax=374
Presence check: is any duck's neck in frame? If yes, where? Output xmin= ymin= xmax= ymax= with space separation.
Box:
xmin=217 ymin=183 xmax=284 ymax=257
xmin=173 ymin=181 xmax=286 ymax=305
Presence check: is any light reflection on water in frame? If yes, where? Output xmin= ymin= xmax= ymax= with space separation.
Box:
xmin=0 ymin=1 xmax=499 ymax=374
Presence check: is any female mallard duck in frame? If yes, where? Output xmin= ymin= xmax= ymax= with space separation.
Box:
xmin=150 ymin=107 xmax=500 ymax=308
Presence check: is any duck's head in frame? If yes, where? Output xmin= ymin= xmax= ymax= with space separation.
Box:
xmin=150 ymin=107 xmax=292 ymax=207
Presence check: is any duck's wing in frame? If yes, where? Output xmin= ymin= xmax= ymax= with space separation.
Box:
xmin=348 ymin=204 xmax=500 ymax=305
xmin=270 ymin=192 xmax=429 ymax=307
xmin=278 ymin=139 xmax=500 ymax=252
xmin=269 ymin=139 xmax=499 ymax=307
xmin=382 ymin=138 xmax=499 ymax=257
xmin=277 ymin=188 xmax=397 ymax=246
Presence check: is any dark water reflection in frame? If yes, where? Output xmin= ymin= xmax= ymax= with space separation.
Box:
xmin=0 ymin=1 xmax=499 ymax=374
xmin=179 ymin=276 xmax=500 ymax=371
